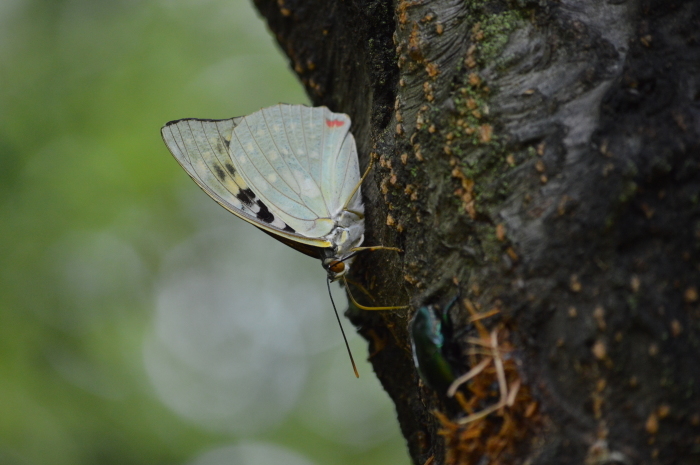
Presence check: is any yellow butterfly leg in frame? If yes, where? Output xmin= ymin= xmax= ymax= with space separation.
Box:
xmin=343 ymin=277 xmax=376 ymax=302
xmin=343 ymin=276 xmax=408 ymax=311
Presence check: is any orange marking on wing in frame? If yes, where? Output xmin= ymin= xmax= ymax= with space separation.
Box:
xmin=326 ymin=119 xmax=344 ymax=128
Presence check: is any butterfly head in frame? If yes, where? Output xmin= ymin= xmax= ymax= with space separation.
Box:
xmin=323 ymin=258 xmax=348 ymax=281
xmin=321 ymin=245 xmax=359 ymax=281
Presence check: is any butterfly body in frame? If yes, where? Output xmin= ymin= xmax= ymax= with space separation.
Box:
xmin=161 ymin=104 xmax=365 ymax=280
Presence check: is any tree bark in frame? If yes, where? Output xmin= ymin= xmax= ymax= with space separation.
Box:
xmin=252 ymin=0 xmax=700 ymax=463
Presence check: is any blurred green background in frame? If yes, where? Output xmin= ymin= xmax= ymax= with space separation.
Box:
xmin=0 ymin=1 xmax=408 ymax=464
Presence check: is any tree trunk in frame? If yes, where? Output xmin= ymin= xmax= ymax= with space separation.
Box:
xmin=252 ymin=0 xmax=700 ymax=463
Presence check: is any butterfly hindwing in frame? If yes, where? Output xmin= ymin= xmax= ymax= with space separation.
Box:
xmin=327 ymin=124 xmax=363 ymax=215
xmin=228 ymin=108 xmax=328 ymax=235
xmin=227 ymin=104 xmax=361 ymax=237
xmin=277 ymin=105 xmax=362 ymax=217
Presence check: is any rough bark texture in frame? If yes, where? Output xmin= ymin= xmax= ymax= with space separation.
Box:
xmin=253 ymin=0 xmax=700 ymax=463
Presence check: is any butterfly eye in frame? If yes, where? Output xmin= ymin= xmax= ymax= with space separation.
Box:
xmin=329 ymin=260 xmax=345 ymax=274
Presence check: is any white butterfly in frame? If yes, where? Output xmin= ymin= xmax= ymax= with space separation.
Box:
xmin=162 ymin=104 xmax=406 ymax=376
xmin=161 ymin=104 xmax=368 ymax=281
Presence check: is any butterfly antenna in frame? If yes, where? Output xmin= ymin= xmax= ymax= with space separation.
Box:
xmin=339 ymin=249 xmax=362 ymax=264
xmin=327 ymin=277 xmax=359 ymax=378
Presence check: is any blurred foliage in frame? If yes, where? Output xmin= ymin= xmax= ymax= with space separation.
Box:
xmin=0 ymin=1 xmax=407 ymax=464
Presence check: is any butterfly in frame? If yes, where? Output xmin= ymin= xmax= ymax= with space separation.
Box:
xmin=161 ymin=104 xmax=402 ymax=376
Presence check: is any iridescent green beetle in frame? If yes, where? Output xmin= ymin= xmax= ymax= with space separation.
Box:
xmin=409 ymin=297 xmax=459 ymax=395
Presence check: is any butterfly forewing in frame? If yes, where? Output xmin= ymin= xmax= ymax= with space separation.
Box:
xmin=162 ymin=118 xmax=255 ymax=218
xmin=162 ymin=105 xmax=362 ymax=248
xmin=162 ymin=116 xmax=332 ymax=248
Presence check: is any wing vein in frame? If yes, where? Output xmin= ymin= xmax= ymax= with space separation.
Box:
xmin=279 ymin=107 xmax=330 ymax=216
xmin=339 ymin=132 xmax=355 ymax=209
xmin=300 ymin=106 xmax=331 ymax=214
xmin=319 ymin=110 xmax=327 ymax=212
xmin=260 ymin=108 xmax=302 ymax=196
xmin=212 ymin=121 xmax=236 ymax=174
xmin=172 ymin=120 xmax=252 ymax=218
xmin=188 ymin=120 xmax=246 ymax=205
xmin=235 ymin=118 xmax=319 ymax=220
xmin=284 ymin=106 xmax=309 ymax=174
xmin=205 ymin=121 xmax=244 ymax=193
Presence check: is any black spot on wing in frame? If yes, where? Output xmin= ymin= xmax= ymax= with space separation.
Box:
xmin=237 ymin=188 xmax=255 ymax=207
xmin=256 ymin=200 xmax=275 ymax=223
xmin=223 ymin=138 xmax=231 ymax=148
xmin=225 ymin=163 xmax=236 ymax=176
xmin=283 ymin=224 xmax=296 ymax=233
xmin=213 ymin=164 xmax=226 ymax=182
